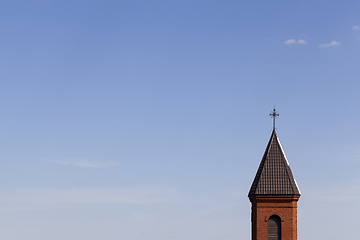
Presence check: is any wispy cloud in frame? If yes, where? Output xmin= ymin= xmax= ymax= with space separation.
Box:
xmin=284 ymin=39 xmax=307 ymax=45
xmin=319 ymin=40 xmax=341 ymax=48
xmin=298 ymin=39 xmax=307 ymax=44
xmin=193 ymin=204 xmax=240 ymax=219
xmin=284 ymin=39 xmax=296 ymax=45
xmin=307 ymin=179 xmax=360 ymax=204
xmin=48 ymin=159 xmax=118 ymax=168
xmin=353 ymin=25 xmax=360 ymax=30
xmin=0 ymin=187 xmax=178 ymax=211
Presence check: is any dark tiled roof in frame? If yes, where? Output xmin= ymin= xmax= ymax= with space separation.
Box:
xmin=248 ymin=130 xmax=300 ymax=196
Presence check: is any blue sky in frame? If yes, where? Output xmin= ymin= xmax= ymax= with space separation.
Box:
xmin=0 ymin=1 xmax=360 ymax=239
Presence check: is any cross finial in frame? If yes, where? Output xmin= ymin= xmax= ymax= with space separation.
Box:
xmin=269 ymin=106 xmax=279 ymax=130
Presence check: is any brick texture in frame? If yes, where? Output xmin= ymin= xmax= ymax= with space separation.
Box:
xmin=249 ymin=195 xmax=299 ymax=240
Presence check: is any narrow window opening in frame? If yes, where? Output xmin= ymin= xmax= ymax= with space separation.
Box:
xmin=268 ymin=215 xmax=281 ymax=240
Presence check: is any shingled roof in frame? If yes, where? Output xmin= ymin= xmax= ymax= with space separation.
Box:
xmin=248 ymin=130 xmax=301 ymax=196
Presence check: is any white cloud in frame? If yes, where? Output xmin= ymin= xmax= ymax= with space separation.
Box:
xmin=284 ymin=39 xmax=307 ymax=45
xmin=318 ymin=40 xmax=341 ymax=48
xmin=353 ymin=25 xmax=360 ymax=30
xmin=48 ymin=159 xmax=118 ymax=168
xmin=284 ymin=39 xmax=296 ymax=45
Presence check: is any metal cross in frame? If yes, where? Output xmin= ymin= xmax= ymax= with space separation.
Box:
xmin=269 ymin=106 xmax=279 ymax=130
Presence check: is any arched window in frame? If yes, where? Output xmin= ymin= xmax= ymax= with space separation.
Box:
xmin=268 ymin=215 xmax=281 ymax=240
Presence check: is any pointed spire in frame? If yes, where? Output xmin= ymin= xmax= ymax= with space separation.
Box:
xmin=248 ymin=130 xmax=300 ymax=196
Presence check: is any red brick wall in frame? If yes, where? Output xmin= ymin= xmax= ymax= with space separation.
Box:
xmin=249 ymin=196 xmax=299 ymax=240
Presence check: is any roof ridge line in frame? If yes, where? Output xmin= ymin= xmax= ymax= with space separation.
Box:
xmin=275 ymin=134 xmax=301 ymax=195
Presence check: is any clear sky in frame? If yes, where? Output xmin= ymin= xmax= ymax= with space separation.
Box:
xmin=0 ymin=1 xmax=360 ymax=239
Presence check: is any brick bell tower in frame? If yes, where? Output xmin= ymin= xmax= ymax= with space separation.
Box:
xmin=248 ymin=108 xmax=300 ymax=240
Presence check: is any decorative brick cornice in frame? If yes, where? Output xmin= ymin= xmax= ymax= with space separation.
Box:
xmin=249 ymin=195 xmax=300 ymax=203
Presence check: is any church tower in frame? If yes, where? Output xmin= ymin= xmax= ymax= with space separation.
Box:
xmin=248 ymin=109 xmax=300 ymax=240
